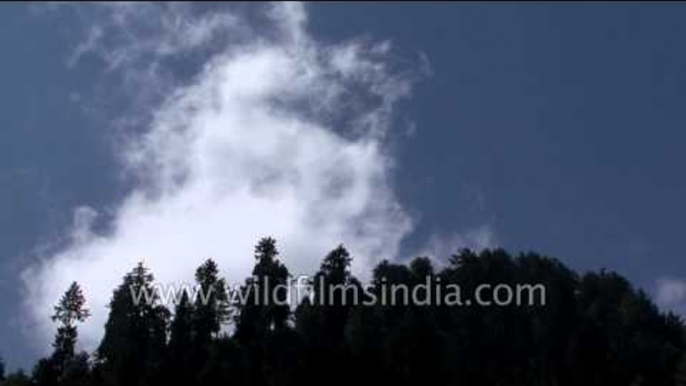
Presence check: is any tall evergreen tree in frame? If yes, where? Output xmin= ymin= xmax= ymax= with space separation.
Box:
xmin=51 ymin=282 xmax=90 ymax=374
xmin=193 ymin=259 xmax=231 ymax=344
xmin=4 ymin=238 xmax=686 ymax=386
xmin=188 ymin=259 xmax=232 ymax=384
xmin=165 ymin=291 xmax=194 ymax=386
xmin=33 ymin=282 xmax=91 ymax=386
xmin=296 ymin=245 xmax=360 ymax=386
xmin=235 ymin=237 xmax=292 ymax=386
xmin=0 ymin=356 xmax=5 ymax=382
xmin=97 ymin=263 xmax=169 ymax=386
xmin=235 ymin=237 xmax=290 ymax=345
xmin=310 ymin=245 xmax=359 ymax=345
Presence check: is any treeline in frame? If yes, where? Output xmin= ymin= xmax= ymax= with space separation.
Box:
xmin=2 ymin=237 xmax=686 ymax=386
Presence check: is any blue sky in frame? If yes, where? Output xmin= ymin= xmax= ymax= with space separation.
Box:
xmin=2 ymin=3 xmax=686 ymax=368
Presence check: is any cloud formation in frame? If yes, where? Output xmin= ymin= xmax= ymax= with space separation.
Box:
xmin=421 ymin=226 xmax=497 ymax=261
xmin=655 ymin=277 xmax=686 ymax=315
xmin=23 ymin=3 xmax=417 ymax=352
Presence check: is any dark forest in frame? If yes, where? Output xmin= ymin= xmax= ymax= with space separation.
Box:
xmin=2 ymin=237 xmax=685 ymax=386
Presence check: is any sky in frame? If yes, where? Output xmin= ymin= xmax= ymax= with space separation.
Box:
xmin=2 ymin=2 xmax=686 ymax=369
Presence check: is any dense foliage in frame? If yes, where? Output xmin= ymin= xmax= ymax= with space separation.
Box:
xmin=2 ymin=237 xmax=685 ymax=386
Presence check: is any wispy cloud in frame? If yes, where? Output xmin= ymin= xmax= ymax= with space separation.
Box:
xmin=22 ymin=2 xmax=494 ymax=355
xmin=22 ymin=3 xmax=418 ymax=352
xmin=655 ymin=277 xmax=686 ymax=315
xmin=66 ymin=3 xmax=243 ymax=70
xmin=419 ymin=226 xmax=497 ymax=262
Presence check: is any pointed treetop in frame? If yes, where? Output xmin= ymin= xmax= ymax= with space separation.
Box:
xmin=255 ymin=237 xmax=278 ymax=262
xmin=52 ymin=282 xmax=90 ymax=327
xmin=195 ymin=258 xmax=220 ymax=286
xmin=321 ymin=245 xmax=351 ymax=272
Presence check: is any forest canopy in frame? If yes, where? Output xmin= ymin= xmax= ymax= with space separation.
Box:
xmin=2 ymin=237 xmax=685 ymax=386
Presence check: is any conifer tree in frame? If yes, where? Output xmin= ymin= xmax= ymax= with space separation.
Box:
xmin=166 ymin=291 xmax=194 ymax=386
xmin=51 ymin=282 xmax=90 ymax=374
xmin=97 ymin=263 xmax=169 ymax=386
xmin=234 ymin=237 xmax=292 ymax=386
xmin=296 ymin=245 xmax=360 ymax=386
xmin=235 ymin=237 xmax=290 ymax=345
xmin=193 ymin=259 xmax=231 ymax=344
xmin=4 ymin=238 xmax=686 ymax=386
xmin=184 ymin=259 xmax=231 ymax=384
xmin=311 ymin=245 xmax=359 ymax=344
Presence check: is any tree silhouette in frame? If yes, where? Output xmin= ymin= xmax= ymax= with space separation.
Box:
xmin=165 ymin=291 xmax=194 ymax=386
xmin=187 ymin=259 xmax=231 ymax=385
xmin=233 ymin=237 xmax=292 ymax=386
xmin=2 ymin=369 xmax=32 ymax=386
xmin=96 ymin=263 xmax=169 ymax=386
xmin=193 ymin=259 xmax=231 ymax=342
xmin=10 ymin=240 xmax=686 ymax=386
xmin=296 ymin=245 xmax=360 ymax=386
xmin=32 ymin=282 xmax=92 ymax=386
xmin=235 ymin=237 xmax=290 ymax=345
xmin=51 ymin=282 xmax=90 ymax=375
xmin=310 ymin=246 xmax=360 ymax=345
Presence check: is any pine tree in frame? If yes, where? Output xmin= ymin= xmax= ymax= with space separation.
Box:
xmin=311 ymin=245 xmax=359 ymax=344
xmin=4 ymin=239 xmax=686 ymax=386
xmin=97 ymin=263 xmax=169 ymax=386
xmin=235 ymin=237 xmax=290 ymax=345
xmin=0 ymin=355 xmax=5 ymax=382
xmin=235 ymin=237 xmax=292 ymax=386
xmin=187 ymin=259 xmax=231 ymax=384
xmin=296 ymin=245 xmax=360 ymax=386
xmin=165 ymin=292 xmax=194 ymax=386
xmin=193 ymin=259 xmax=231 ymax=344
xmin=32 ymin=282 xmax=92 ymax=386
xmin=51 ymin=282 xmax=90 ymax=375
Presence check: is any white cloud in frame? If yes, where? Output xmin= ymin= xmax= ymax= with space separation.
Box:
xmin=22 ymin=3 xmax=417 ymax=353
xmin=419 ymin=226 xmax=497 ymax=264
xmin=67 ymin=3 xmax=244 ymax=70
xmin=655 ymin=277 xmax=686 ymax=315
